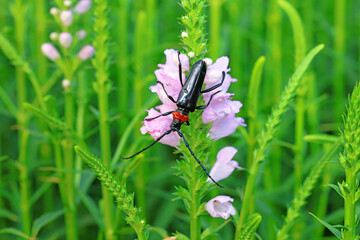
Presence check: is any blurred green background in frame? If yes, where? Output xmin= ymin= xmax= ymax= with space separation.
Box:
xmin=0 ymin=0 xmax=358 ymax=239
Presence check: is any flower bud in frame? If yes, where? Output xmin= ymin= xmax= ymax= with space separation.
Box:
xmin=59 ymin=32 xmax=73 ymax=48
xmin=50 ymin=32 xmax=58 ymax=41
xmin=76 ymin=30 xmax=86 ymax=40
xmin=62 ymin=79 xmax=71 ymax=89
xmin=60 ymin=10 xmax=73 ymax=27
xmin=50 ymin=7 xmax=59 ymax=15
xmin=78 ymin=45 xmax=95 ymax=60
xmin=64 ymin=0 xmax=72 ymax=7
xmin=203 ymin=58 xmax=213 ymax=66
xmin=181 ymin=31 xmax=188 ymax=38
xmin=74 ymin=0 xmax=91 ymax=14
xmin=41 ymin=43 xmax=60 ymax=61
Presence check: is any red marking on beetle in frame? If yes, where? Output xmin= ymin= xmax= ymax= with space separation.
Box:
xmin=172 ymin=111 xmax=189 ymax=122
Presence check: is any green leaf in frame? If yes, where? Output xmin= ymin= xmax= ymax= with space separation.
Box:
xmin=0 ymin=209 xmax=18 ymax=222
xmin=30 ymin=181 xmax=53 ymax=205
xmin=303 ymin=134 xmax=340 ymax=144
xmin=24 ymin=103 xmax=70 ymax=131
xmin=327 ymin=183 xmax=344 ymax=199
xmin=0 ymin=228 xmax=31 ymax=239
xmin=31 ymin=209 xmax=64 ymax=237
xmin=201 ymin=219 xmax=231 ymax=239
xmin=238 ymin=214 xmax=262 ymax=240
xmin=308 ymin=212 xmax=342 ymax=239
xmin=78 ymin=190 xmax=104 ymax=229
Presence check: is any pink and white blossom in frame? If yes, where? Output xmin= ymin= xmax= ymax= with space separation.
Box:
xmin=74 ymin=0 xmax=91 ymax=14
xmin=41 ymin=43 xmax=60 ymax=61
xmin=77 ymin=45 xmax=95 ymax=60
xmin=205 ymin=195 xmax=236 ymax=219
xmin=141 ymin=49 xmax=245 ymax=146
xmin=208 ymin=146 xmax=242 ymax=182
xmin=140 ymin=108 xmax=180 ymax=147
xmin=59 ymin=32 xmax=73 ymax=48
xmin=60 ymin=10 xmax=73 ymax=27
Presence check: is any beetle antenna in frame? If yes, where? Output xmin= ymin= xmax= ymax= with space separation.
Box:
xmin=121 ymin=129 xmax=173 ymax=159
xmin=176 ymin=130 xmax=224 ymax=188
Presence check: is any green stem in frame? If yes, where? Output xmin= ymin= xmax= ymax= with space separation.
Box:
xmin=344 ymin=167 xmax=356 ymax=240
xmin=13 ymin=0 xmax=31 ymax=235
xmin=334 ymin=0 xmax=346 ymax=124
xmin=63 ymin=90 xmax=78 ymax=240
xmin=209 ymin=0 xmax=221 ymax=60
xmin=92 ymin=0 xmax=115 ymax=238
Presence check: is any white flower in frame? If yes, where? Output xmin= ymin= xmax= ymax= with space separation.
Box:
xmin=59 ymin=32 xmax=73 ymax=48
xmin=50 ymin=7 xmax=59 ymax=15
xmin=62 ymin=79 xmax=71 ymax=89
xmin=205 ymin=196 xmax=236 ymax=219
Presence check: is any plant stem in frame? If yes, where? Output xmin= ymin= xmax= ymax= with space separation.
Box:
xmin=63 ymin=89 xmax=78 ymax=240
xmin=92 ymin=0 xmax=115 ymax=238
xmin=13 ymin=0 xmax=31 ymax=235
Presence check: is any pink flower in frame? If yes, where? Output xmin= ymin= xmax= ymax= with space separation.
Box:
xmin=140 ymin=108 xmax=180 ymax=147
xmin=60 ymin=10 xmax=73 ymax=27
xmin=209 ymin=116 xmax=246 ymax=140
xmin=77 ymin=45 xmax=95 ymax=60
xmin=141 ymin=49 xmax=245 ymax=147
xmin=208 ymin=146 xmax=242 ymax=182
xmin=41 ymin=43 xmax=60 ymax=61
xmin=205 ymin=195 xmax=236 ymax=219
xmin=59 ymin=32 xmax=73 ymax=48
xmin=74 ymin=0 xmax=91 ymax=14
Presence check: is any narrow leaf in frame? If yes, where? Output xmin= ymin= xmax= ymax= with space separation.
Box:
xmin=31 ymin=209 xmax=64 ymax=237
xmin=308 ymin=212 xmax=342 ymax=239
xmin=0 ymin=228 xmax=31 ymax=239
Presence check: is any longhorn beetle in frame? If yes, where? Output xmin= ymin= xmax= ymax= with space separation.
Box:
xmin=122 ymin=52 xmax=225 ymax=187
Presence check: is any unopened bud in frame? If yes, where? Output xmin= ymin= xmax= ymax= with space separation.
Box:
xmin=203 ymin=58 xmax=213 ymax=66
xmin=50 ymin=32 xmax=58 ymax=41
xmin=62 ymin=79 xmax=71 ymax=89
xmin=64 ymin=0 xmax=72 ymax=7
xmin=76 ymin=30 xmax=86 ymax=40
xmin=78 ymin=45 xmax=95 ymax=60
xmin=60 ymin=10 xmax=73 ymax=27
xmin=41 ymin=43 xmax=60 ymax=61
xmin=50 ymin=7 xmax=59 ymax=15
xmin=59 ymin=32 xmax=73 ymax=48
xmin=181 ymin=31 xmax=188 ymax=38
xmin=188 ymin=52 xmax=195 ymax=58
xmin=74 ymin=0 xmax=91 ymax=14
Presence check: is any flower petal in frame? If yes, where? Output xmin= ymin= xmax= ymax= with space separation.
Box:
xmin=208 ymin=146 xmax=242 ymax=182
xmin=209 ymin=116 xmax=246 ymax=140
xmin=140 ymin=108 xmax=180 ymax=147
xmin=205 ymin=195 xmax=236 ymax=220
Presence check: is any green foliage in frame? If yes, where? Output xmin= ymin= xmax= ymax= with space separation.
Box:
xmin=179 ymin=0 xmax=208 ymax=61
xmin=74 ymin=146 xmax=148 ymax=240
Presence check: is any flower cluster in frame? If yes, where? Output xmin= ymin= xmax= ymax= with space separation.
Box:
xmin=41 ymin=0 xmax=94 ymax=88
xmin=140 ymin=49 xmax=245 ymax=147
xmin=141 ymin=49 xmax=245 ymax=220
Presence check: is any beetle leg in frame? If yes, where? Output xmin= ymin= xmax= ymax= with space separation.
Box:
xmin=177 ymin=51 xmax=184 ymax=87
xmin=144 ymin=111 xmax=174 ymax=121
xmin=176 ymin=130 xmax=223 ymax=188
xmin=201 ymin=71 xmax=225 ymax=93
xmin=121 ymin=129 xmax=173 ymax=159
xmin=196 ymin=90 xmax=221 ymax=110
xmin=157 ymin=80 xmax=177 ymax=103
